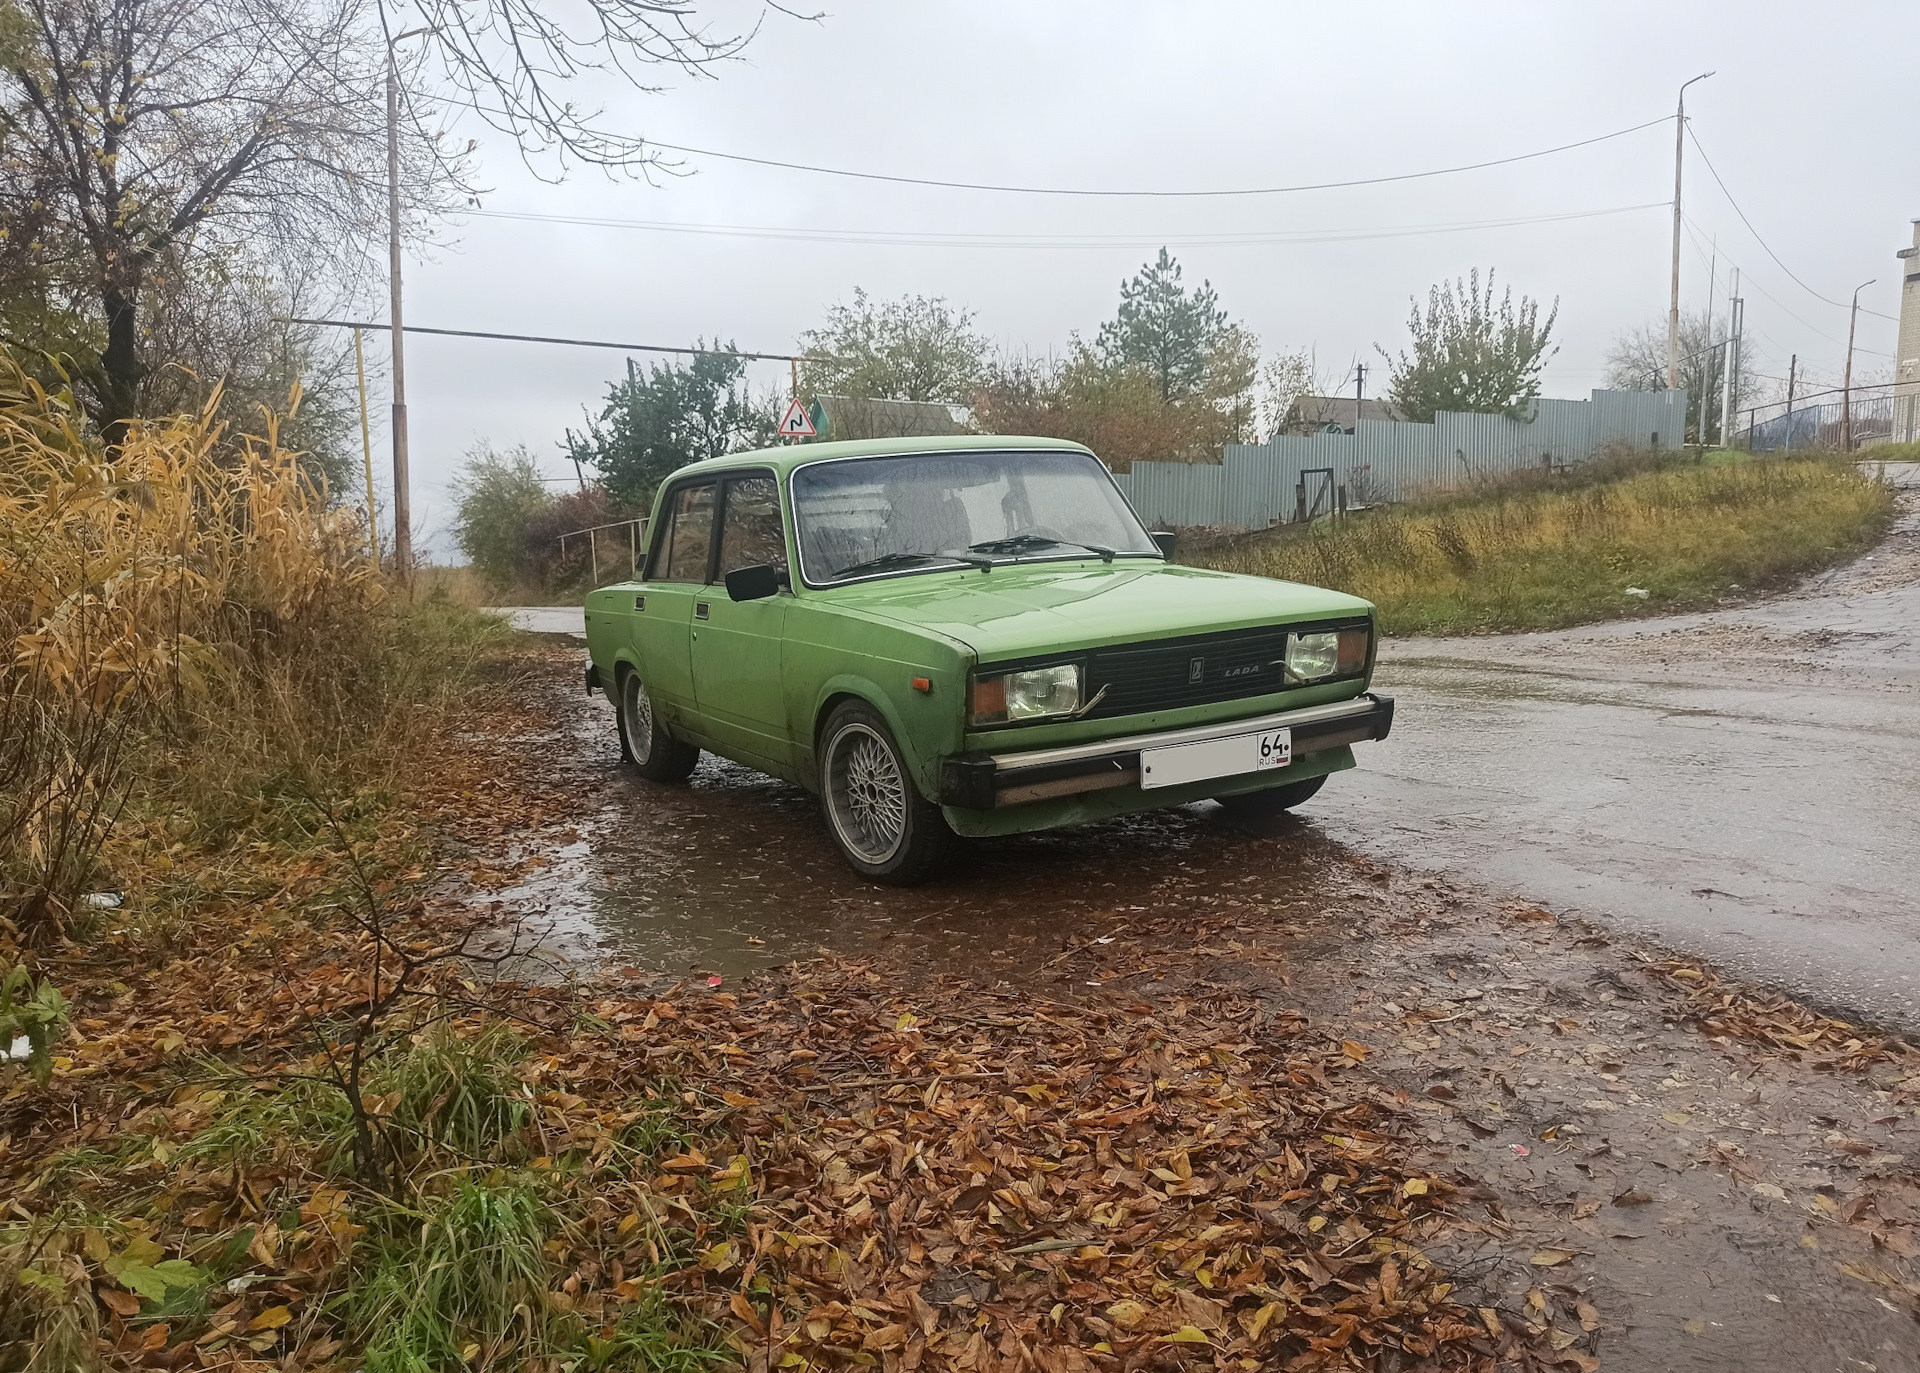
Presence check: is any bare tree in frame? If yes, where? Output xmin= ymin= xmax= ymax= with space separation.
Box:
xmin=0 ymin=0 xmax=803 ymax=439
xmin=1604 ymin=309 xmax=1753 ymax=443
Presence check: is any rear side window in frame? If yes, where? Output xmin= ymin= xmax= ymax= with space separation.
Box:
xmin=718 ymin=476 xmax=788 ymax=575
xmin=657 ymin=482 xmax=716 ymax=582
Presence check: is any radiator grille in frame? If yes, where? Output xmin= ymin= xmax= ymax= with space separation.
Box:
xmin=1085 ymin=625 xmax=1298 ymax=720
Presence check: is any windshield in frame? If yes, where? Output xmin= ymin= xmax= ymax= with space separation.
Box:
xmin=791 ymin=450 xmax=1159 ymax=585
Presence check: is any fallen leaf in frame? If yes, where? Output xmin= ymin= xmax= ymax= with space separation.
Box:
xmin=1530 ymin=1249 xmax=1576 ymax=1267
xmin=1613 ymin=1189 xmax=1653 ymax=1207
xmin=1576 ymin=1300 xmax=1600 ymax=1332
xmin=1105 ymin=1300 xmax=1147 ymax=1331
xmin=729 ymin=1293 xmax=765 ymax=1335
xmin=1158 ymin=1326 xmax=1211 ymax=1344
xmin=246 ymin=1305 xmax=291 ymax=1332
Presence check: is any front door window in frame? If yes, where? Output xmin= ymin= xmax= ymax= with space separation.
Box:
xmin=718 ymin=475 xmax=788 ymax=576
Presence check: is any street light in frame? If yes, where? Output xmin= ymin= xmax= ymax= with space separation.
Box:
xmin=386 ymin=24 xmax=432 ymax=576
xmin=1668 ymin=71 xmax=1714 ymax=391
xmin=1842 ymin=278 xmax=1876 ymax=452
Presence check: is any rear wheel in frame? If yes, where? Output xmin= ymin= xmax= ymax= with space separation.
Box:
xmin=819 ymin=701 xmax=953 ymax=885
xmin=616 ymin=668 xmax=700 ymax=782
xmin=1213 ymin=773 xmax=1326 ymax=818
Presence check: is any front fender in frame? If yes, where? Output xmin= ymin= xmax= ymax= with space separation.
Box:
xmin=809 ymin=672 xmax=954 ymax=801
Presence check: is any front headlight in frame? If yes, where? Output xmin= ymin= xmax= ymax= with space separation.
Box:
xmin=1285 ymin=626 xmax=1372 ymax=683
xmin=970 ymin=663 xmax=1082 ymax=725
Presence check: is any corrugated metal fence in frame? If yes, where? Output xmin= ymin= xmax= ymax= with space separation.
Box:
xmin=1112 ymin=389 xmax=1687 ymax=529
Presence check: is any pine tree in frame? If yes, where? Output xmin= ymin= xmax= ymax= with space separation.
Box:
xmin=1095 ymin=249 xmax=1229 ymax=403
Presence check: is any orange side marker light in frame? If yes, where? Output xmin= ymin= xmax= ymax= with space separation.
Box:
xmin=911 ymin=676 xmax=933 ymax=693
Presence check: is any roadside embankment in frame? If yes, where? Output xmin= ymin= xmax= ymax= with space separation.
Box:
xmin=1186 ymin=450 xmax=1896 ymax=635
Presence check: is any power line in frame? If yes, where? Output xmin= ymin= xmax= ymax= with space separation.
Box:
xmin=640 ymin=116 xmax=1670 ymax=199
xmin=462 ymin=201 xmax=1667 ymax=250
xmin=1685 ymin=124 xmax=1899 ymax=324
xmin=1681 ymin=219 xmax=1891 ymax=357
xmin=285 ymin=317 xmax=808 ymax=363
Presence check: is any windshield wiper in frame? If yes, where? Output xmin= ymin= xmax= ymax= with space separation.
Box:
xmin=832 ymin=550 xmax=995 ymax=579
xmin=968 ymin=533 xmax=1115 ymax=562
xmin=832 ymin=551 xmax=939 ymax=579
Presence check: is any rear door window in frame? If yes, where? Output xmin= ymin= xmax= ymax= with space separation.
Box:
xmin=656 ymin=482 xmax=717 ymax=582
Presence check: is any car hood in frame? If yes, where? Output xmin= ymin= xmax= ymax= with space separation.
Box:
xmin=820 ymin=559 xmax=1372 ymax=662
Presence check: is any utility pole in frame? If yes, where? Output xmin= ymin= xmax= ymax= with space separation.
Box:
xmin=1669 ymin=71 xmax=1714 ymax=390
xmin=354 ymin=328 xmax=378 ymax=559
xmin=386 ymin=55 xmax=409 ymax=575
xmin=1843 ymin=278 xmax=1876 ymax=452
xmin=385 ymin=26 xmax=431 ymax=577
xmin=1698 ymin=242 xmax=1717 ymax=445
xmin=1719 ymin=269 xmax=1741 ymax=449
xmin=1783 ymin=354 xmax=1796 ymax=453
xmin=1353 ymin=361 xmax=1367 ymax=431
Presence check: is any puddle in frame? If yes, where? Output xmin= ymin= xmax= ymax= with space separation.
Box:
xmin=563 ymin=760 xmax=1337 ymax=983
xmin=493 ymin=691 xmax=1344 ymax=985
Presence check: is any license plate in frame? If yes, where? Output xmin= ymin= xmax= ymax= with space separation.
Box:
xmin=1139 ymin=726 xmax=1291 ymax=790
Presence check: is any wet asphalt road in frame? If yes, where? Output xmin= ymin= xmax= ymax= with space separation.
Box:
xmin=486 ymin=461 xmax=1920 ymax=1027
xmin=1311 ymin=462 xmax=1920 ymax=1029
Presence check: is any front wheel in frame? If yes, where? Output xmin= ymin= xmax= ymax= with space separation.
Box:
xmin=819 ymin=701 xmax=953 ymax=885
xmin=1213 ymin=773 xmax=1326 ymax=818
xmin=616 ymin=668 xmax=700 ymax=782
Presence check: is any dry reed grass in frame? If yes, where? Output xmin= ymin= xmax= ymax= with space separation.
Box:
xmin=1189 ymin=453 xmax=1894 ymax=636
xmin=0 ymin=348 xmax=499 ymax=943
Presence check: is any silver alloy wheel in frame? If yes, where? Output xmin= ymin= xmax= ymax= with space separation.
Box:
xmin=620 ymin=672 xmax=655 ymax=765
xmin=825 ymin=722 xmax=908 ymax=865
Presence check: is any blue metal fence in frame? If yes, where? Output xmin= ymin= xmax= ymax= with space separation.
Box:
xmin=1748 ymin=394 xmax=1895 ymax=453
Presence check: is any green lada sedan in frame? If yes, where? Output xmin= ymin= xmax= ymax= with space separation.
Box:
xmin=582 ymin=436 xmax=1393 ymax=884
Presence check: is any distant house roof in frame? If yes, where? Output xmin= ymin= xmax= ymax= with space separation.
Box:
xmin=1279 ymin=395 xmax=1402 ymax=435
xmin=809 ymin=395 xmax=970 ymax=442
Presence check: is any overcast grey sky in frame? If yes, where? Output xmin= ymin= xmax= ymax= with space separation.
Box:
xmin=385 ymin=0 xmax=1917 ymax=555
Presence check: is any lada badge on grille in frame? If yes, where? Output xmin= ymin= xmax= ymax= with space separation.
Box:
xmin=1188 ymin=657 xmax=1205 ymax=683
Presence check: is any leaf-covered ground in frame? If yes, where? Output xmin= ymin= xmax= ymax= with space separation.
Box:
xmin=7 ymin=642 xmax=1920 ymax=1371
xmin=569 ymin=962 xmax=1489 ymax=1370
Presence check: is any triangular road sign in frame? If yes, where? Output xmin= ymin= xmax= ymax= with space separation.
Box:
xmin=778 ymin=398 xmax=817 ymax=438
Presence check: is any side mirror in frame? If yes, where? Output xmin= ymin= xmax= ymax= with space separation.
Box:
xmin=1151 ymin=531 xmax=1178 ymax=558
xmin=725 ymin=563 xmax=788 ymax=602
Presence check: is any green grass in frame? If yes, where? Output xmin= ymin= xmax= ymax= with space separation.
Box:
xmin=382 ymin=1025 xmax=533 ymax=1162
xmin=346 ymin=1180 xmax=556 ymax=1373
xmin=342 ymin=1178 xmax=726 ymax=1373
xmin=1187 ymin=451 xmax=1896 ymax=636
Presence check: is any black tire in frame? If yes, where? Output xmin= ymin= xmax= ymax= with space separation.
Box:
xmin=818 ymin=700 xmax=953 ymax=885
xmin=1214 ymin=773 xmax=1327 ymax=818
xmin=615 ymin=667 xmax=700 ymax=782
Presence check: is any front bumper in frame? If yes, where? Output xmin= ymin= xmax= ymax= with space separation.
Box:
xmin=940 ymin=693 xmax=1394 ymax=809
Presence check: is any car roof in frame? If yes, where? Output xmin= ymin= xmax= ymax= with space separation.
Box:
xmin=666 ymin=433 xmax=1099 ymax=480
